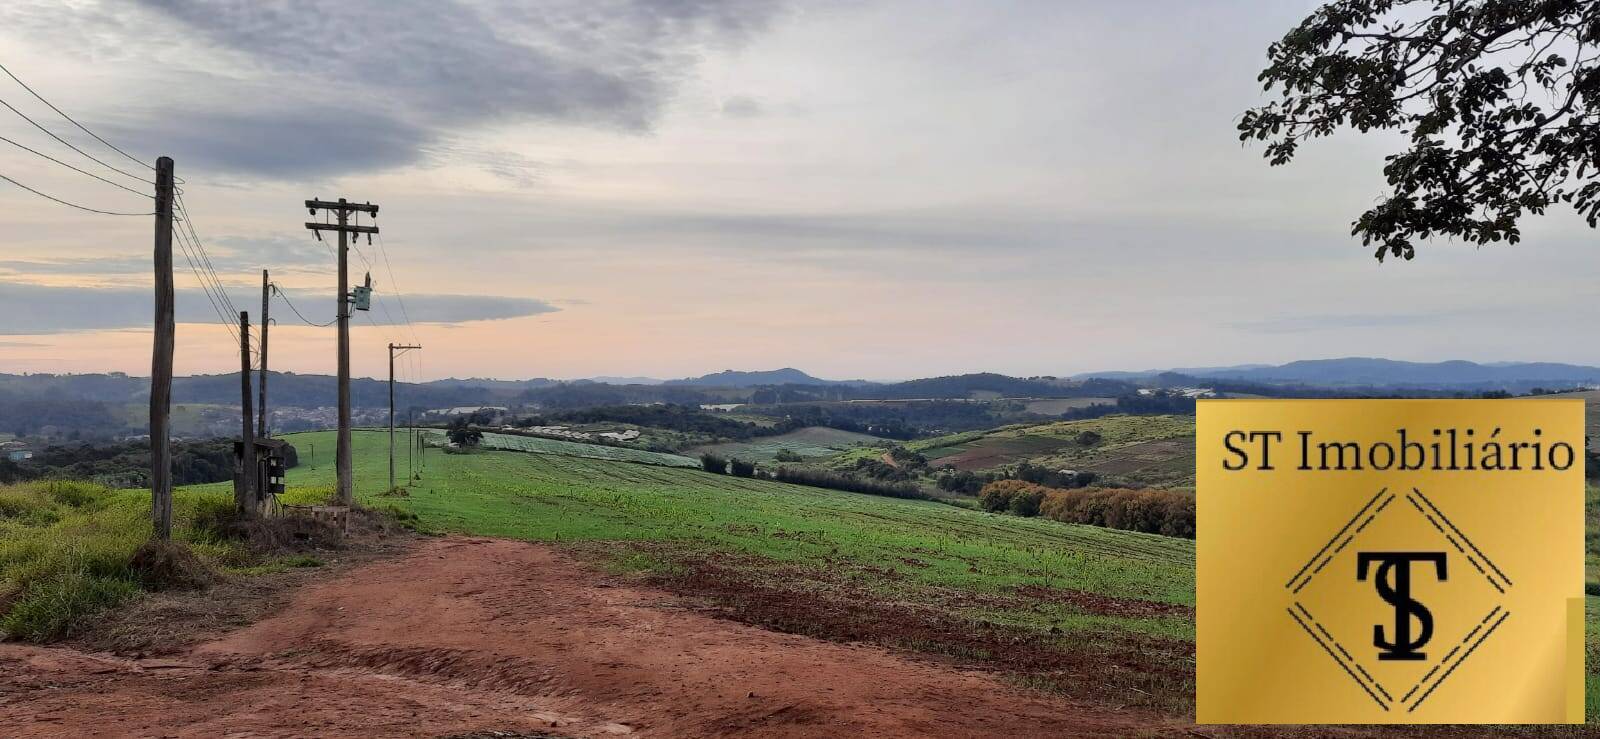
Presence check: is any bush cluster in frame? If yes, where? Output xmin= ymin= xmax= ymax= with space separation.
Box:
xmin=977 ymin=479 xmax=1046 ymax=516
xmin=700 ymin=453 xmax=728 ymax=474
xmin=976 ymin=480 xmax=1194 ymax=538
xmin=770 ymin=466 xmax=928 ymax=500
xmin=1039 ymin=486 xmax=1194 ymax=538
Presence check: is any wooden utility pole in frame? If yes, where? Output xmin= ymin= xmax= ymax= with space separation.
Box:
xmin=237 ymin=311 xmax=255 ymax=513
xmin=388 ymin=343 xmax=421 ymax=491
xmin=305 ymin=198 xmax=378 ymax=505
xmin=258 ymin=269 xmax=270 ymax=440
xmin=150 ymin=156 xmax=175 ymax=540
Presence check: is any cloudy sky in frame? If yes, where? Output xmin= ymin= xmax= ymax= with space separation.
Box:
xmin=1 ymin=0 xmax=1596 ymax=383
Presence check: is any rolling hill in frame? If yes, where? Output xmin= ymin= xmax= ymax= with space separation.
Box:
xmin=664 ymin=367 xmax=855 ymax=387
xmin=1081 ymin=358 xmax=1600 ymax=389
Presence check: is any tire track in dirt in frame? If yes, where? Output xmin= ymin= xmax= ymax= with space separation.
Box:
xmin=0 ymin=536 xmax=1179 ymax=738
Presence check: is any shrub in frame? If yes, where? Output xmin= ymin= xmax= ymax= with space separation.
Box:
xmin=1038 ymin=486 xmax=1195 ymax=539
xmin=852 ymin=457 xmax=913 ymax=482
xmin=1076 ymin=430 xmax=1103 ymax=446
xmin=936 ymin=469 xmax=997 ymax=495
xmin=978 ymin=479 xmax=1048 ymax=514
xmin=773 ymin=449 xmax=803 ymax=463
xmin=1008 ymin=487 xmax=1045 ymax=517
xmin=729 ymin=458 xmax=756 ymax=478
xmin=770 ymin=466 xmax=928 ymax=500
xmin=886 ymin=446 xmax=928 ymax=467
xmin=700 ymin=453 xmax=728 ymax=474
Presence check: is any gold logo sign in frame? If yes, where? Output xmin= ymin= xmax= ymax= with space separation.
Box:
xmin=1197 ymin=399 xmax=1585 ymax=724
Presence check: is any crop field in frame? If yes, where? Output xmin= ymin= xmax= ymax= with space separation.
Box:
xmin=688 ymin=426 xmax=882 ymax=462
xmin=421 ymin=429 xmax=699 ymax=468
xmin=905 ymin=414 xmax=1197 ymax=486
xmin=1023 ymin=397 xmax=1115 ymax=415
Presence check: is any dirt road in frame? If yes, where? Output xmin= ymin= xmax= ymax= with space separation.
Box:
xmin=0 ymin=537 xmax=1176 ymax=738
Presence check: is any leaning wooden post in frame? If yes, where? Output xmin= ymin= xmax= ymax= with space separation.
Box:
xmin=238 ymin=311 xmax=255 ymax=513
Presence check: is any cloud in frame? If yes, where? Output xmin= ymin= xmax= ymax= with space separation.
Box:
xmin=1231 ymin=312 xmax=1476 ymax=335
xmin=721 ymin=95 xmax=765 ymax=118
xmin=0 ymin=280 xmax=558 ymax=334
xmin=55 ymin=0 xmax=789 ymax=178
xmin=0 ymin=235 xmax=333 ymax=279
xmin=120 ymin=106 xmax=433 ymax=179
xmin=212 ymin=235 xmax=337 ymax=269
xmin=0 ymin=257 xmax=150 ymax=275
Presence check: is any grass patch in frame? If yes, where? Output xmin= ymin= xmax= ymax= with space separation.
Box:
xmin=1 ymin=570 xmax=141 ymax=642
xmin=0 ymin=479 xmax=349 ymax=643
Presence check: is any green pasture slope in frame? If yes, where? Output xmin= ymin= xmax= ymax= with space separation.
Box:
xmin=287 ymin=430 xmax=1190 ymax=622
xmin=280 ymin=429 xmax=1599 ymax=721
xmin=688 ymin=426 xmax=883 ymax=463
xmin=421 ymin=429 xmax=699 ymax=468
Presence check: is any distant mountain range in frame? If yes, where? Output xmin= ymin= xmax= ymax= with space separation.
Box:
xmin=664 ymin=368 xmax=864 ymax=388
xmin=1079 ymin=357 xmax=1600 ymax=389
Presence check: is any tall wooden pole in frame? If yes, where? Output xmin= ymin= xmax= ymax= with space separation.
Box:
xmin=258 ymin=269 xmax=270 ymax=439
xmin=238 ymin=311 xmax=255 ymax=513
xmin=150 ymin=157 xmax=175 ymax=540
xmin=304 ymin=198 xmax=377 ymax=506
xmin=335 ymin=200 xmax=352 ymax=505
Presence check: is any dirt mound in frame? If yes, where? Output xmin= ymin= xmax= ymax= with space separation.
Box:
xmin=128 ymin=539 xmax=214 ymax=591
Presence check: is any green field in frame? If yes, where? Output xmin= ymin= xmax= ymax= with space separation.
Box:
xmin=424 ymin=429 xmax=699 ymax=468
xmin=278 ymin=429 xmax=1598 ymax=718
xmin=688 ymin=426 xmax=883 ymax=463
xmin=291 ymin=430 xmax=1190 ymax=605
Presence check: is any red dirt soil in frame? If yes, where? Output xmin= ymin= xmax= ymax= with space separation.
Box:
xmin=0 ymin=537 xmax=1180 ymax=738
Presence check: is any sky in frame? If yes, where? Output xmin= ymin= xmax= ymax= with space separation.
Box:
xmin=2 ymin=0 xmax=1599 ymax=383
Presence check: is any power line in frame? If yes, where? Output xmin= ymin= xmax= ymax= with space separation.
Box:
xmin=0 ymin=60 xmax=157 ymax=175
xmin=374 ymin=229 xmax=419 ymax=345
xmin=173 ymin=193 xmax=238 ymax=316
xmin=0 ymin=133 xmax=153 ymax=198
xmin=0 ymin=95 xmax=152 ymax=187
xmin=272 ymin=283 xmax=338 ymax=327
xmin=0 ymin=169 xmax=153 ymax=215
xmin=172 ymin=219 xmax=240 ymax=343
xmin=170 ymin=210 xmax=237 ymax=328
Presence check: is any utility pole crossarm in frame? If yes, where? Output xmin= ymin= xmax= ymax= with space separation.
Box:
xmin=306 ymin=199 xmax=378 ymax=214
xmin=305 ymin=222 xmax=379 ymax=234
